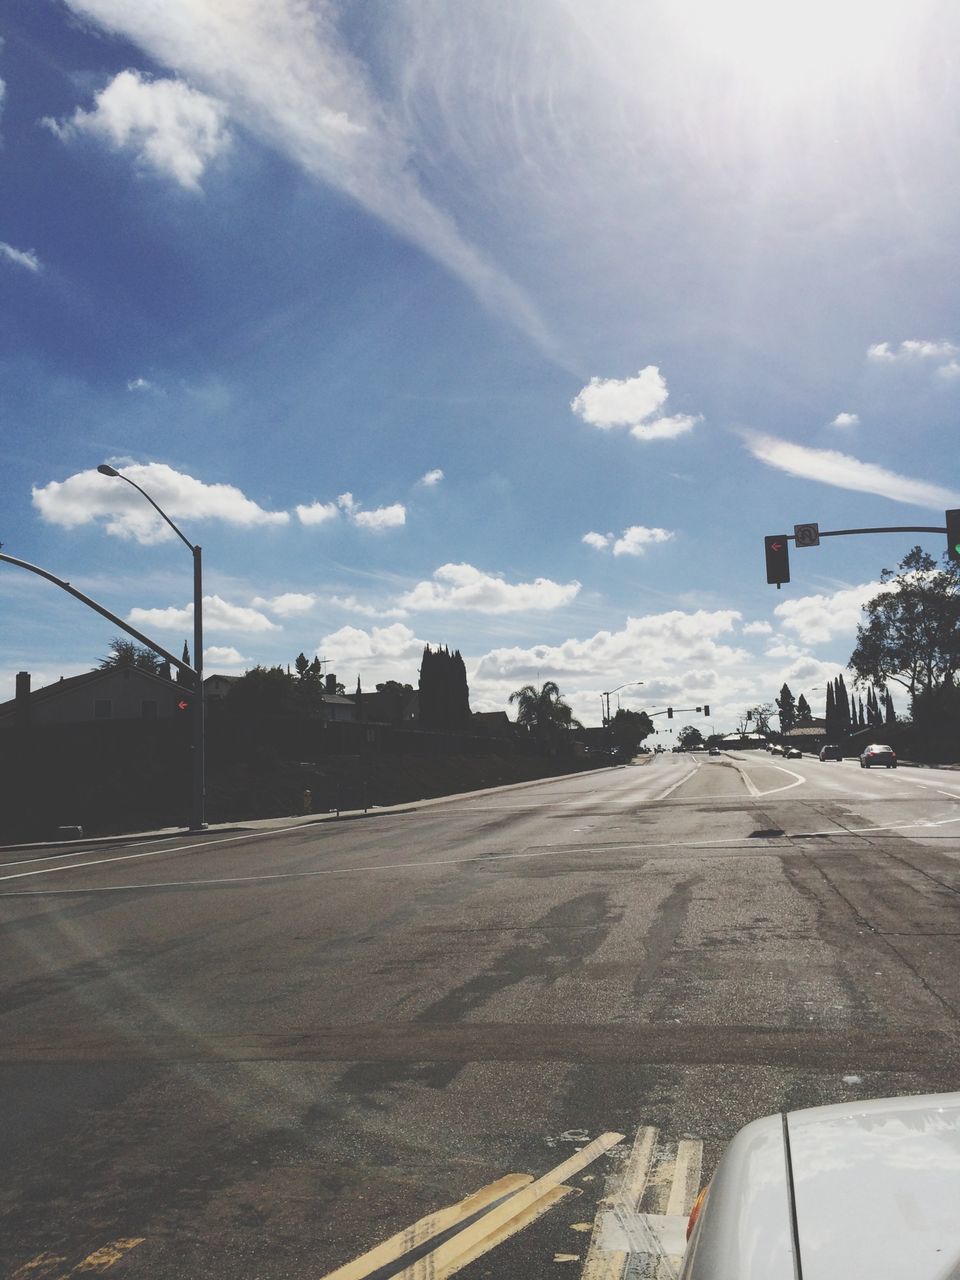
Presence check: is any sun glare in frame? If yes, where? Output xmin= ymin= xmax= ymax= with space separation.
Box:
xmin=678 ymin=0 xmax=915 ymax=100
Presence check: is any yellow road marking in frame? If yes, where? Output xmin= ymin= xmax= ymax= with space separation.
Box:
xmin=319 ymin=1174 xmax=532 ymax=1280
xmin=581 ymin=1126 xmax=656 ymax=1280
xmin=418 ymin=1185 xmax=573 ymax=1279
xmin=10 ymin=1255 xmax=68 ymax=1279
xmin=665 ymin=1140 xmax=702 ymax=1219
xmin=11 ymin=1240 xmax=144 ymax=1280
xmin=396 ymin=1132 xmax=624 ymax=1280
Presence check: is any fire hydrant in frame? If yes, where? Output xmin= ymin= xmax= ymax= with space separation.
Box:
xmin=302 ymin=788 xmax=312 ymax=814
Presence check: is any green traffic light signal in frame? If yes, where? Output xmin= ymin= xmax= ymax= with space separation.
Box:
xmin=947 ymin=510 xmax=960 ymax=563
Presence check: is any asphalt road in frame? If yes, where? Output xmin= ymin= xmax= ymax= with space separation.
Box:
xmin=1 ymin=750 xmax=958 ymax=1279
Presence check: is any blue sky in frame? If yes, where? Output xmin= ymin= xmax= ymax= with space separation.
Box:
xmin=3 ymin=0 xmax=958 ymax=732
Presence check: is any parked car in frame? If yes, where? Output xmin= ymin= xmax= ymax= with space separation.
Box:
xmin=819 ymin=744 xmax=842 ymax=761
xmin=860 ymin=743 xmax=897 ymax=768
xmin=784 ymin=746 xmax=802 ymax=759
xmin=708 ymin=745 xmax=720 ymax=756
xmin=680 ymin=1091 xmax=960 ymax=1280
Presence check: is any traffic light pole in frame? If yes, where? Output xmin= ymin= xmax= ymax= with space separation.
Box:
xmin=766 ymin=520 xmax=952 ymax=588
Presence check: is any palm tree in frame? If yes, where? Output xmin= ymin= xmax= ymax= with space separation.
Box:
xmin=508 ymin=681 xmax=581 ymax=745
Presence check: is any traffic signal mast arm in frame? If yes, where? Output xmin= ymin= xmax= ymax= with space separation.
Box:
xmin=785 ymin=525 xmax=945 ymax=539
xmin=766 ymin=519 xmax=956 ymax=588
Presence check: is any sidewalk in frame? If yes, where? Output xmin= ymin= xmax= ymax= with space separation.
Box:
xmin=0 ymin=760 xmax=637 ymax=856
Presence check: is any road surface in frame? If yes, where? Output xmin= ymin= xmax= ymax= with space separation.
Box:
xmin=1 ymin=750 xmax=958 ymax=1278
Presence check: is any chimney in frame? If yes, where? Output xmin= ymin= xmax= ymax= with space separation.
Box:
xmin=325 ymin=673 xmax=337 ymax=694
xmin=15 ymin=671 xmax=31 ymax=730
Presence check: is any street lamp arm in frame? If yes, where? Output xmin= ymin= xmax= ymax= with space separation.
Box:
xmin=98 ymin=466 xmax=195 ymax=551
xmin=0 ymin=551 xmax=192 ymax=675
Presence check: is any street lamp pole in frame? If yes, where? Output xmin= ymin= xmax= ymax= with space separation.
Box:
xmin=98 ymin=465 xmax=206 ymax=830
xmin=601 ymin=681 xmax=643 ymax=726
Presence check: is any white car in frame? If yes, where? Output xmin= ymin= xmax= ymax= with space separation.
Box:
xmin=680 ymin=1092 xmax=960 ymax=1279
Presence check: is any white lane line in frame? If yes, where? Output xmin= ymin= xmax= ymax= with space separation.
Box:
xmin=0 ymin=822 xmax=321 ymax=884
xmin=732 ymin=760 xmax=805 ymax=798
xmin=4 ymin=814 xmax=960 ymax=898
xmin=0 ymin=835 xmax=178 ymax=869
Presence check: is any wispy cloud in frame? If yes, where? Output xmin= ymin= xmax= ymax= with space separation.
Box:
xmin=0 ymin=241 xmax=41 ymax=272
xmin=742 ymin=431 xmax=960 ymax=508
xmin=398 ymin=563 xmax=580 ymax=613
xmin=44 ymin=70 xmax=231 ymax=191
xmin=204 ymin=646 xmax=250 ymax=667
xmin=418 ymin=468 xmax=444 ymax=487
xmin=830 ymin=412 xmax=859 ymax=428
xmin=571 ymin=366 xmax=701 ymax=443
xmin=32 ymin=462 xmax=290 ymax=544
xmin=61 ymin=0 xmax=549 ymax=347
xmin=868 ymin=339 xmax=958 ymax=363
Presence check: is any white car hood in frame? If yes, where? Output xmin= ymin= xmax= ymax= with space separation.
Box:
xmin=788 ymin=1093 xmax=960 ymax=1280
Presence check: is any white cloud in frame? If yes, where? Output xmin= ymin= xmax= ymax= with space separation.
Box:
xmin=630 ymin=413 xmax=701 ymax=442
xmin=473 ymin=609 xmax=744 ymax=684
xmin=329 ymin=595 xmax=408 ymax=619
xmin=32 ymin=462 xmax=290 ymax=544
xmin=320 ymin=622 xmax=427 ymax=667
xmin=612 ymin=526 xmax=673 ymax=557
xmin=419 ymin=468 xmax=444 ymax=487
xmin=773 ymin=581 xmax=886 ymax=646
xmin=398 ymin=563 xmax=580 ymax=613
xmin=938 ymin=361 xmax=960 ymax=380
xmin=352 ymin=503 xmax=406 ymax=530
xmin=830 ymin=412 xmax=859 ymax=428
xmin=128 ymin=595 xmax=280 ymax=633
xmin=45 ymin=70 xmax=230 ymax=190
xmin=742 ymin=431 xmax=960 ymax=509
xmin=127 ymin=376 xmax=157 ymax=392
xmin=0 ymin=241 xmax=40 ymax=272
xmin=252 ymin=592 xmax=317 ymax=617
xmin=204 ymin=646 xmax=249 ymax=667
xmin=571 ymin=366 xmax=668 ymax=429
xmin=868 ymin=339 xmax=959 ymax=368
xmin=296 ymin=500 xmax=339 ymax=526
xmin=742 ymin=621 xmax=773 ymax=635
xmin=582 ymin=531 xmax=611 ymax=550
xmin=571 ymin=367 xmax=701 ymax=444
xmin=59 ymin=1 xmax=549 ymax=347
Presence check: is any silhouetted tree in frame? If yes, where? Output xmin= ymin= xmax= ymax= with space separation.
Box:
xmin=419 ymin=644 xmax=471 ymax=730
xmin=99 ymin=637 xmax=162 ymax=674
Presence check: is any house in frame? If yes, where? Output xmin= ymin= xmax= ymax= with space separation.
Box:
xmin=0 ymin=667 xmax=186 ymax=730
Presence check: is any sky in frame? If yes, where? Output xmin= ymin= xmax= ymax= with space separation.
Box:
xmin=2 ymin=0 xmax=958 ymax=735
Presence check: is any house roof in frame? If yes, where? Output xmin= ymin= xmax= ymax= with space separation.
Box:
xmin=0 ymin=665 xmax=183 ymax=719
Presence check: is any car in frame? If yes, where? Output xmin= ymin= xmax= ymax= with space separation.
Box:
xmin=708 ymin=745 xmax=720 ymax=756
xmin=680 ymin=1091 xmax=960 ymax=1280
xmin=860 ymin=743 xmax=897 ymax=768
xmin=819 ymin=744 xmax=842 ymax=761
xmin=784 ymin=746 xmax=801 ymax=759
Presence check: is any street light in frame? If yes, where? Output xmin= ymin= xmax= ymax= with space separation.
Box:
xmin=98 ymin=464 xmax=206 ymax=830
xmin=601 ymin=681 xmax=643 ymax=726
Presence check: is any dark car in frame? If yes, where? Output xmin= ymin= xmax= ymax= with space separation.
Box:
xmin=819 ymin=744 xmax=842 ymax=761
xmin=708 ymin=745 xmax=720 ymax=756
xmin=784 ymin=746 xmax=801 ymax=759
xmin=860 ymin=743 xmax=897 ymax=768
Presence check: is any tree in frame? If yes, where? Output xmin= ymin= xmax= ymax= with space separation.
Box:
xmin=99 ymin=637 xmax=162 ymax=674
xmin=850 ymin=547 xmax=960 ymax=705
xmin=796 ymin=693 xmax=812 ymax=725
xmin=609 ymin=708 xmax=654 ymax=754
xmin=419 ymin=645 xmax=471 ymax=730
xmin=376 ymin=681 xmax=414 ymax=696
xmin=745 ymin=703 xmax=774 ymax=735
xmin=776 ymin=684 xmax=796 ymax=733
xmin=509 ymin=681 xmax=581 ymax=744
xmin=825 ymin=680 xmax=837 ymax=736
xmin=678 ymin=724 xmax=704 ymax=750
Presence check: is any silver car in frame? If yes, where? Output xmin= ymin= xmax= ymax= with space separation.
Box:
xmin=680 ymin=1092 xmax=960 ymax=1279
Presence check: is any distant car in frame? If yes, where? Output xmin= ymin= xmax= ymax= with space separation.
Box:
xmin=819 ymin=744 xmax=842 ymax=761
xmin=708 ymin=745 xmax=720 ymax=756
xmin=680 ymin=1091 xmax=960 ymax=1280
xmin=860 ymin=743 xmax=897 ymax=768
xmin=784 ymin=746 xmax=802 ymax=759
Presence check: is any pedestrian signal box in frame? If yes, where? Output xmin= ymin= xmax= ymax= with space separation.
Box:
xmin=764 ymin=534 xmax=790 ymax=587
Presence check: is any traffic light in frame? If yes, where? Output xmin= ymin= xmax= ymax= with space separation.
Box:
xmin=667 ymin=707 xmax=673 ymax=719
xmin=947 ymin=510 xmax=960 ymax=563
xmin=764 ymin=534 xmax=790 ymax=587
xmin=703 ymin=704 xmax=710 ymax=717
